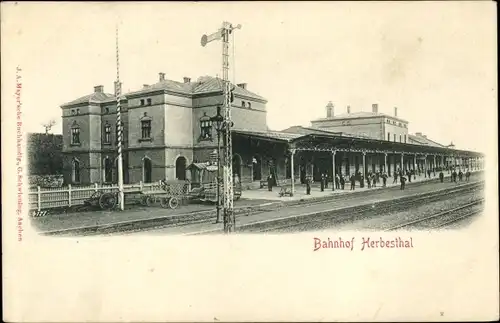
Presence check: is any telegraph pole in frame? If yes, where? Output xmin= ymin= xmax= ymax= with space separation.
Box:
xmin=115 ymin=25 xmax=125 ymax=210
xmin=201 ymin=22 xmax=241 ymax=233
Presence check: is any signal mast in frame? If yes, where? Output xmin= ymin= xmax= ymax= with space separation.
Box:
xmin=201 ymin=22 xmax=241 ymax=233
xmin=115 ymin=25 xmax=124 ymax=211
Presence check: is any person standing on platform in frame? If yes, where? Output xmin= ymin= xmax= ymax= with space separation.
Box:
xmin=340 ymin=174 xmax=345 ymax=190
xmin=452 ymin=169 xmax=457 ymax=183
xmin=360 ymin=174 xmax=365 ymax=188
xmin=320 ymin=174 xmax=325 ymax=192
xmin=458 ymin=169 xmax=463 ymax=182
xmin=372 ymin=173 xmax=377 ymax=188
xmin=267 ymin=174 xmax=273 ymax=191
xmin=367 ymin=174 xmax=371 ymax=188
xmin=465 ymin=169 xmax=471 ymax=182
xmin=427 ymin=169 xmax=431 ymax=178
xmin=335 ymin=174 xmax=340 ymax=189
xmin=325 ymin=174 xmax=328 ymax=189
xmin=406 ymin=170 xmax=412 ymax=183
xmin=350 ymin=174 xmax=356 ymax=190
xmin=393 ymin=170 xmax=398 ymax=184
xmin=400 ymin=173 xmax=407 ymax=190
xmin=382 ymin=172 xmax=387 ymax=187
xmin=439 ymin=170 xmax=444 ymax=183
xmin=306 ymin=177 xmax=311 ymax=195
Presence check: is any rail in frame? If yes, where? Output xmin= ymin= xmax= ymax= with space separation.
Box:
xmin=385 ymin=198 xmax=484 ymax=231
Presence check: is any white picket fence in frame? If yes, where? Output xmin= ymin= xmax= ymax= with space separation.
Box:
xmin=28 ymin=181 xmax=190 ymax=211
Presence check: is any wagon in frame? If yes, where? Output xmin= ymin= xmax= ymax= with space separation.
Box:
xmin=139 ymin=180 xmax=184 ymax=209
xmin=81 ymin=190 xmax=119 ymax=211
xmin=187 ymin=162 xmax=242 ymax=203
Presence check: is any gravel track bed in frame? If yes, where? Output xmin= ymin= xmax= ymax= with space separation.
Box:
xmin=255 ymin=187 xmax=484 ymax=233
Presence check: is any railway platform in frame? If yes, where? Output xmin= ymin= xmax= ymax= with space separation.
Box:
xmin=130 ymin=172 xmax=485 ymax=236
xmin=32 ymin=170 xmax=483 ymax=235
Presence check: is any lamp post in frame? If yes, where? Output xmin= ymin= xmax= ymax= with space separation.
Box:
xmin=210 ymin=106 xmax=224 ymax=224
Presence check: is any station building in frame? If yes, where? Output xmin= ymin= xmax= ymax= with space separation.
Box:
xmin=60 ymin=73 xmax=484 ymax=190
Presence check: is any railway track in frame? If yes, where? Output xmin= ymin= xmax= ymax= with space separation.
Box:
xmin=239 ymin=182 xmax=484 ymax=233
xmin=45 ymin=180 xmax=484 ymax=236
xmin=386 ymin=199 xmax=484 ymax=231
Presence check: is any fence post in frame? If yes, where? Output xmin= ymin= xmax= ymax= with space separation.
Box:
xmin=37 ymin=186 xmax=41 ymax=211
xmin=68 ymin=184 xmax=72 ymax=207
xmin=94 ymin=182 xmax=98 ymax=192
xmin=140 ymin=181 xmax=143 ymax=191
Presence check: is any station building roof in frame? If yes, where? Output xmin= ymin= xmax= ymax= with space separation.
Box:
xmin=61 ymin=91 xmax=115 ymax=107
xmin=311 ymin=111 xmax=409 ymax=124
xmin=62 ymin=76 xmax=267 ymax=107
xmin=408 ymin=134 xmax=445 ymax=148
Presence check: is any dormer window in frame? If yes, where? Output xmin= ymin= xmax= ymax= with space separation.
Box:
xmin=247 ymin=102 xmax=252 ymax=109
xmin=199 ymin=112 xmax=212 ymax=140
xmin=140 ymin=99 xmax=145 ymax=106
xmin=105 ymin=107 xmax=110 ymax=114
xmin=242 ymin=101 xmax=246 ymax=108
xmin=147 ymin=98 xmax=152 ymax=106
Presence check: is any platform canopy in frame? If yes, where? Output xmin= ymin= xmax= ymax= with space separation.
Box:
xmin=289 ymin=134 xmax=482 ymax=157
xmin=231 ymin=129 xmax=483 ymax=157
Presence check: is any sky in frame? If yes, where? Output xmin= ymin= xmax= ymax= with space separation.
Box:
xmin=2 ymin=1 xmax=497 ymax=153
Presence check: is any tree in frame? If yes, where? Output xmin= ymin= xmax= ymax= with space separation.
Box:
xmin=27 ymin=133 xmax=63 ymax=175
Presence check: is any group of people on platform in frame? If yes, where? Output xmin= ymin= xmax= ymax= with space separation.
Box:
xmin=264 ymin=164 xmax=474 ymax=196
xmin=297 ymin=166 xmax=474 ymax=195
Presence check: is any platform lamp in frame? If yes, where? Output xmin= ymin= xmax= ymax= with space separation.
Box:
xmin=210 ymin=106 xmax=224 ymax=224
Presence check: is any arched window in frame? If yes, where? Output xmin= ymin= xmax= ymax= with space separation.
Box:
xmin=71 ymin=121 xmax=80 ymax=145
xmin=103 ymin=157 xmax=113 ymax=183
xmin=175 ymin=156 xmax=187 ymax=180
xmin=199 ymin=112 xmax=212 ymax=140
xmin=241 ymin=101 xmax=246 ymax=108
xmin=252 ymin=155 xmax=262 ymax=181
xmin=247 ymin=102 xmax=252 ymax=109
xmin=143 ymin=157 xmax=152 ymax=183
xmin=72 ymin=159 xmax=80 ymax=183
xmin=103 ymin=122 xmax=111 ymax=144
xmin=232 ymin=154 xmax=242 ymax=179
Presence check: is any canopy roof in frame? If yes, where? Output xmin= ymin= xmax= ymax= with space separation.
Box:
xmin=231 ymin=129 xmax=483 ymax=157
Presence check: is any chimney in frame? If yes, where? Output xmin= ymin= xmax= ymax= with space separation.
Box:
xmin=394 ymin=107 xmax=398 ymax=117
xmin=326 ymin=101 xmax=334 ymax=118
xmin=183 ymin=77 xmax=191 ymax=83
xmin=159 ymin=72 xmax=165 ymax=82
xmin=113 ymin=81 xmax=122 ymax=96
xmin=143 ymin=84 xmax=149 ymax=89
xmin=372 ymin=103 xmax=378 ymax=113
xmin=237 ymin=83 xmax=247 ymax=90
xmin=347 ymin=105 xmax=351 ymax=114
xmin=94 ymin=85 xmax=104 ymax=93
